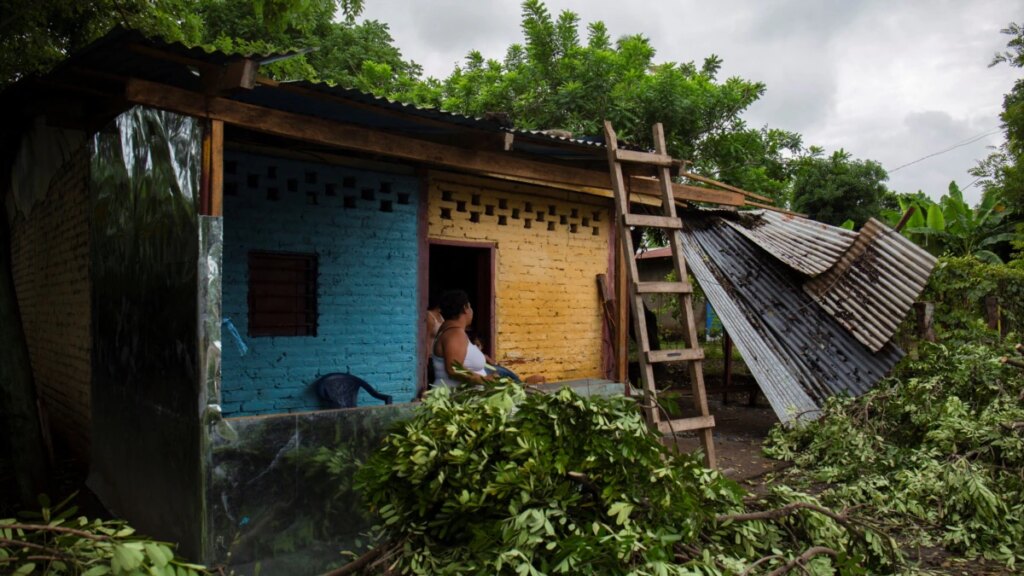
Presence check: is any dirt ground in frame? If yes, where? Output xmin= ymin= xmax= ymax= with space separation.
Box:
xmin=669 ymin=394 xmax=788 ymax=484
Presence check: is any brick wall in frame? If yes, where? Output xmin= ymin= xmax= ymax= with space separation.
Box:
xmin=428 ymin=173 xmax=613 ymax=380
xmin=221 ymin=152 xmax=420 ymax=416
xmin=9 ymin=146 xmax=92 ymax=459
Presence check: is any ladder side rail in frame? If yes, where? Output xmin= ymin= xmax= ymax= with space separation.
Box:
xmin=604 ymin=120 xmax=659 ymax=424
xmin=652 ymin=123 xmax=717 ymax=467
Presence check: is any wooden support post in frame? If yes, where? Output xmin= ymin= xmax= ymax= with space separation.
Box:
xmin=616 ymin=241 xmax=629 ymax=386
xmin=722 ymin=331 xmax=733 ymax=404
xmin=984 ymin=295 xmax=1000 ymax=333
xmin=199 ymin=119 xmax=224 ymax=216
xmin=210 ymin=120 xmax=224 ymax=217
xmin=915 ymin=301 xmax=935 ymax=343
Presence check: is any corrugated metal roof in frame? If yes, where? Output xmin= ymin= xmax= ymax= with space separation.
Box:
xmin=722 ymin=210 xmax=857 ymax=276
xmin=2 ymin=27 xmax=631 ymax=164
xmin=805 ymin=218 xmax=937 ymax=352
xmin=231 ymin=83 xmax=624 ymax=160
xmin=678 ymin=217 xmax=904 ymax=422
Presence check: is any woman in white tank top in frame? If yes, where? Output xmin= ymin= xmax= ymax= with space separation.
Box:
xmin=431 ymin=290 xmax=492 ymax=388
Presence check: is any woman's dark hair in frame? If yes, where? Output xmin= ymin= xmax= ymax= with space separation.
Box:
xmin=439 ymin=289 xmax=470 ymax=320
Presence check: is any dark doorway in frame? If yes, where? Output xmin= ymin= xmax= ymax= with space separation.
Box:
xmin=428 ymin=242 xmax=495 ymax=357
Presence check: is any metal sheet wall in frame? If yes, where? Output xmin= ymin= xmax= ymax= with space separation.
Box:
xmin=87 ymin=106 xmax=204 ymax=558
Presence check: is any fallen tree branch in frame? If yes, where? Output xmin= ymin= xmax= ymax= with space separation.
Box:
xmin=1001 ymin=421 xmax=1024 ymax=432
xmin=0 ymin=538 xmax=69 ymax=558
xmin=1 ymin=523 xmax=112 ymax=541
xmin=1000 ymin=356 xmax=1024 ymax=369
xmin=566 ymin=471 xmax=604 ymax=505
xmin=765 ymin=546 xmax=838 ymax=576
xmin=321 ymin=544 xmax=389 ymax=576
xmin=739 ymin=553 xmax=785 ymax=575
xmin=716 ymin=502 xmax=848 ymax=525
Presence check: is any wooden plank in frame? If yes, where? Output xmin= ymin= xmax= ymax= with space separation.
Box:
xmin=126 ymin=78 xmax=619 ymax=190
xmin=128 ymin=43 xmax=258 ymax=92
xmin=679 ymin=170 xmax=772 ymax=203
xmin=744 ymin=200 xmax=807 ymax=217
xmin=652 ymin=123 xmax=679 ymax=219
xmin=615 ymin=243 xmax=629 ymax=385
xmin=210 ymin=119 xmax=224 ymax=216
xmin=623 ymin=214 xmax=682 ymax=229
xmin=657 ymin=415 xmax=716 ymax=434
xmin=200 ymin=120 xmax=212 ymax=215
xmin=628 ymin=178 xmax=744 ymax=206
xmin=596 ymin=274 xmax=617 ymax=334
xmin=614 ymin=148 xmax=673 ymax=167
xmin=671 ymin=182 xmax=745 ymax=206
xmin=635 ymin=281 xmax=692 ymax=294
xmin=647 ymin=348 xmax=704 ymax=363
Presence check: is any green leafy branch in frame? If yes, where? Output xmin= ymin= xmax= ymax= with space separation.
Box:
xmin=0 ymin=494 xmax=209 ymax=576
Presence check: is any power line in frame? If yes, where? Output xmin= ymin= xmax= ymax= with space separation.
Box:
xmin=888 ymin=129 xmax=1002 ymax=173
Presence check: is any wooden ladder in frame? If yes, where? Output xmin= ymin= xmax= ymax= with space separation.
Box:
xmin=604 ymin=120 xmax=716 ymax=468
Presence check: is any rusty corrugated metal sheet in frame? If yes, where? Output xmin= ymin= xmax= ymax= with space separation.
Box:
xmin=804 ymin=218 xmax=938 ymax=352
xmin=723 ymin=210 xmax=857 ymax=276
xmin=679 ymin=218 xmax=904 ymax=422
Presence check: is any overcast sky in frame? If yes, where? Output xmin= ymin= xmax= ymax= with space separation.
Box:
xmin=362 ymin=0 xmax=1020 ymax=205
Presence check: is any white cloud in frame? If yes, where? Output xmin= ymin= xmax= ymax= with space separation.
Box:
xmin=362 ymin=0 xmax=1021 ymax=206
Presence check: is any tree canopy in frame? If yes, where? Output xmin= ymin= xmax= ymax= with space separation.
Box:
xmin=435 ymin=0 xmax=795 ymax=198
xmin=0 ymin=0 xmax=426 ymax=96
xmin=790 ymin=148 xmax=890 ymax=227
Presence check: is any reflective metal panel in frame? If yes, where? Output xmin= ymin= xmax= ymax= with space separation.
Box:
xmin=88 ymin=106 xmax=204 ymax=558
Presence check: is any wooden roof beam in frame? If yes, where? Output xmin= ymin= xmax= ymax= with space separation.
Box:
xmin=127 ymin=43 xmax=259 ymax=93
xmin=124 ymin=78 xmax=744 ymax=206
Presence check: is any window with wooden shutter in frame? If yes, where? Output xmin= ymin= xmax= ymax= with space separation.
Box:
xmin=248 ymin=251 xmax=318 ymax=337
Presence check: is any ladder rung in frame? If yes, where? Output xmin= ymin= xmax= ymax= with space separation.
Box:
xmin=647 ymin=348 xmax=704 ymax=363
xmin=658 ymin=415 xmax=716 ymax=434
xmin=636 ymin=281 xmax=692 ymax=294
xmin=624 ymin=214 xmax=682 ymax=229
xmin=614 ymin=149 xmax=674 ymax=167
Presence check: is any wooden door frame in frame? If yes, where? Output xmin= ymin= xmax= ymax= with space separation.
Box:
xmin=425 ymin=239 xmax=497 ymax=358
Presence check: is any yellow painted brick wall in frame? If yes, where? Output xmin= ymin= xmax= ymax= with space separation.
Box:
xmin=428 ymin=174 xmax=613 ymax=381
xmin=10 ymin=146 xmax=91 ymax=459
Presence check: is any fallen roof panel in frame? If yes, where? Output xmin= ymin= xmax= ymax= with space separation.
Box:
xmin=679 ymin=217 xmax=904 ymax=422
xmin=805 ymin=218 xmax=938 ymax=352
xmin=723 ymin=210 xmax=857 ymax=276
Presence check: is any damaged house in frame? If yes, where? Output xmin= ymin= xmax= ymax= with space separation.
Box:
xmin=1 ymin=28 xmax=935 ymax=572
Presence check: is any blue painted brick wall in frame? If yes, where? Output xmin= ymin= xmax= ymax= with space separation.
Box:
xmin=221 ymin=152 xmax=420 ymax=416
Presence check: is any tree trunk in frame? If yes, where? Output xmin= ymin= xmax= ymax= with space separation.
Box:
xmin=0 ymin=212 xmax=50 ymax=506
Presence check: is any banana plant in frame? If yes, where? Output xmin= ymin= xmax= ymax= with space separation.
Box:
xmin=904 ymin=182 xmax=1016 ymax=263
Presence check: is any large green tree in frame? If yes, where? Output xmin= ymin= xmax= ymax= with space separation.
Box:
xmin=438 ymin=0 xmax=773 ymax=193
xmin=971 ymin=24 xmax=1024 ymax=220
xmin=790 ymin=148 xmax=890 ymax=227
xmin=696 ymin=126 xmax=804 ymax=202
xmin=0 ymin=0 xmax=204 ymax=86
xmin=0 ymin=0 xmax=431 ymax=98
